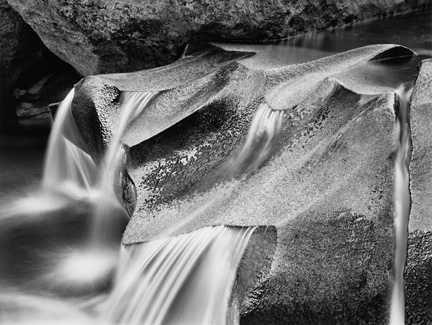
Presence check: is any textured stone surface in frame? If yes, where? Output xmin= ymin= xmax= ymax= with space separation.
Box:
xmin=117 ymin=45 xmax=408 ymax=323
xmin=406 ymin=58 xmax=432 ymax=324
xmin=6 ymin=0 xmax=429 ymax=76
xmin=123 ymin=44 xmax=408 ymax=241
xmin=71 ymin=44 xmax=253 ymax=160
xmin=70 ymin=43 xmax=419 ymax=323
xmin=409 ymin=58 xmax=432 ymax=232
xmin=405 ymin=231 xmax=432 ymax=325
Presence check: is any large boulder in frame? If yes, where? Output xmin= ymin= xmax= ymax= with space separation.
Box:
xmin=115 ymin=44 xmax=409 ymax=323
xmin=6 ymin=0 xmax=429 ymax=76
xmin=66 ymin=43 xmax=424 ymax=322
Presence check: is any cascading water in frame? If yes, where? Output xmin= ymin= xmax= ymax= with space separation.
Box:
xmin=90 ymin=91 xmax=157 ymax=246
xmin=221 ymin=103 xmax=284 ymax=176
xmin=152 ymin=103 xmax=285 ymax=241
xmin=389 ymin=84 xmax=413 ymax=325
xmin=2 ymin=12 xmax=431 ymax=322
xmin=42 ymin=88 xmax=98 ymax=192
xmin=100 ymin=226 xmax=255 ymax=325
xmin=0 ymin=85 xmax=260 ymax=324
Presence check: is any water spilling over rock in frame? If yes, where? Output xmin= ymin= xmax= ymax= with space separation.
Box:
xmin=101 ymin=226 xmax=255 ymax=325
xmin=1 ymin=25 xmax=432 ymax=325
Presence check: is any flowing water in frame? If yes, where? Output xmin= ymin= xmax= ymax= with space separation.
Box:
xmin=390 ymin=85 xmax=413 ymax=325
xmin=101 ymin=226 xmax=255 ymax=325
xmin=42 ymin=88 xmax=98 ymax=192
xmin=0 ymin=87 xmax=259 ymax=324
xmin=90 ymin=91 xmax=157 ymax=246
xmin=0 ymin=8 xmax=431 ymax=325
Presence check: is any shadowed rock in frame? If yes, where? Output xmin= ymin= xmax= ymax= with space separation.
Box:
xmin=71 ymin=44 xmax=254 ymax=160
xmin=0 ymin=0 xmax=42 ymax=131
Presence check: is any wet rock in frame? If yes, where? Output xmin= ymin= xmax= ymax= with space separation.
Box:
xmin=229 ymin=226 xmax=278 ymax=321
xmin=6 ymin=0 xmax=428 ymax=75
xmin=406 ymin=58 xmax=432 ymax=324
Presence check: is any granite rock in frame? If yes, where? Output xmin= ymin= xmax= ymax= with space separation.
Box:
xmin=6 ymin=0 xmax=429 ymax=75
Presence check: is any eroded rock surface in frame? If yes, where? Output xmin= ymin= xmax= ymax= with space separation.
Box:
xmin=69 ymin=43 xmax=426 ymax=322
xmin=6 ymin=0 xmax=429 ymax=75
xmin=123 ymin=44 xmax=409 ymax=240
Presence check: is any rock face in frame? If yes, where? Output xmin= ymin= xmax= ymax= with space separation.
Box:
xmin=406 ymin=58 xmax=432 ymax=324
xmin=69 ymin=42 xmax=420 ymax=322
xmin=6 ymin=0 xmax=429 ymax=76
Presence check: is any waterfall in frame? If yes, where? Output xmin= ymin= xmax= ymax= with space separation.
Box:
xmin=42 ymin=88 xmax=98 ymax=193
xmin=202 ymin=103 xmax=284 ymax=190
xmin=99 ymin=226 xmax=256 ymax=325
xmin=389 ymin=84 xmax=413 ymax=325
xmin=221 ymin=103 xmax=284 ymax=176
xmin=90 ymin=91 xmax=157 ymax=246
xmin=153 ymin=103 xmax=285 ymax=241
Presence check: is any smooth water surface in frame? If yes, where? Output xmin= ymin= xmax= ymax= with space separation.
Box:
xmin=217 ymin=8 xmax=432 ymax=68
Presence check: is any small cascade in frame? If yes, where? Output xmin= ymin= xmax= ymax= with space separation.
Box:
xmin=90 ymin=91 xmax=157 ymax=246
xmin=210 ymin=103 xmax=284 ymax=183
xmin=42 ymin=88 xmax=98 ymax=193
xmin=99 ymin=226 xmax=256 ymax=325
xmin=155 ymin=104 xmax=285 ymax=240
xmin=389 ymin=84 xmax=413 ymax=325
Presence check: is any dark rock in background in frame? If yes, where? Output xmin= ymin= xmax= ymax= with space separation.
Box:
xmin=0 ymin=0 xmax=82 ymax=134
xmin=5 ymin=0 xmax=429 ymax=76
xmin=0 ymin=0 xmax=42 ymax=132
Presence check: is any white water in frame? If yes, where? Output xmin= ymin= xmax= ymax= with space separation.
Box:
xmin=229 ymin=103 xmax=284 ymax=174
xmin=154 ymin=103 xmax=285 ymax=240
xmin=90 ymin=91 xmax=157 ymax=245
xmin=3 ymin=49 xmax=425 ymax=325
xmin=209 ymin=103 xmax=284 ymax=183
xmin=42 ymin=88 xmax=98 ymax=192
xmin=389 ymin=84 xmax=413 ymax=325
xmin=1 ymin=87 xmax=259 ymax=325
xmin=100 ymin=226 xmax=255 ymax=325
